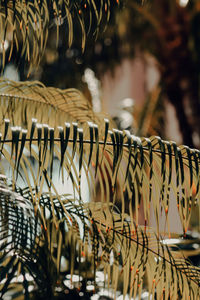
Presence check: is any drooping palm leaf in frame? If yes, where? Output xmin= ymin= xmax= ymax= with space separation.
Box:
xmin=1 ymin=180 xmax=200 ymax=299
xmin=1 ymin=178 xmax=200 ymax=299
xmin=0 ymin=0 xmax=121 ymax=72
xmin=0 ymin=79 xmax=200 ymax=298
xmin=89 ymin=203 xmax=200 ymax=299
xmin=0 ymin=78 xmax=199 ymax=234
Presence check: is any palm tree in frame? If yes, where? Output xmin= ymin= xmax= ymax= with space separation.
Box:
xmin=0 ymin=1 xmax=200 ymax=299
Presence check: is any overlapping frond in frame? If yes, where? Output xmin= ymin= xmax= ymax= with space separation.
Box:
xmin=1 ymin=180 xmax=200 ymax=299
xmin=89 ymin=203 xmax=200 ymax=299
xmin=0 ymin=79 xmax=199 ymax=233
xmin=0 ymin=115 xmax=199 ymax=235
xmin=0 ymin=178 xmax=199 ymax=299
xmin=0 ymin=79 xmax=200 ymax=298
xmin=0 ymin=0 xmax=121 ymax=72
xmin=0 ymin=176 xmax=48 ymax=299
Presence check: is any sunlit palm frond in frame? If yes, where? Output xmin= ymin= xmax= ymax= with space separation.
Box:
xmin=0 ymin=79 xmax=199 ymax=235
xmin=89 ymin=203 xmax=200 ymax=299
xmin=0 ymin=79 xmax=200 ymax=298
xmin=0 ymin=0 xmax=121 ymax=71
xmin=0 ymin=78 xmax=108 ymax=130
xmin=1 ymin=180 xmax=199 ymax=299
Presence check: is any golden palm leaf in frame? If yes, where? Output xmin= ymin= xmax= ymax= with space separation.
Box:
xmin=0 ymin=78 xmax=108 ymax=128
xmin=0 ymin=79 xmax=199 ymax=233
xmin=0 ymin=180 xmax=200 ymax=299
xmin=0 ymin=79 xmax=199 ymax=298
xmin=89 ymin=203 xmax=200 ymax=299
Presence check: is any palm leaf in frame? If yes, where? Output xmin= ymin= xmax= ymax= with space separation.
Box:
xmin=0 ymin=0 xmax=121 ymax=72
xmin=0 ymin=175 xmax=50 ymax=299
xmin=0 ymin=78 xmax=107 ymax=130
xmin=1 ymin=180 xmax=199 ymax=299
xmin=0 ymin=78 xmax=199 ymax=235
xmin=89 ymin=203 xmax=200 ymax=299
xmin=0 ymin=79 xmax=200 ymax=297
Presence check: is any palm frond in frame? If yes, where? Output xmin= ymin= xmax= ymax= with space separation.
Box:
xmin=0 ymin=0 xmax=121 ymax=72
xmin=0 ymin=78 xmax=108 ymax=130
xmin=0 ymin=79 xmax=200 ymax=297
xmin=1 ymin=180 xmax=200 ymax=299
xmin=0 ymin=79 xmax=199 ymax=235
xmin=0 ymin=175 xmax=50 ymax=299
xmin=89 ymin=203 xmax=200 ymax=299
